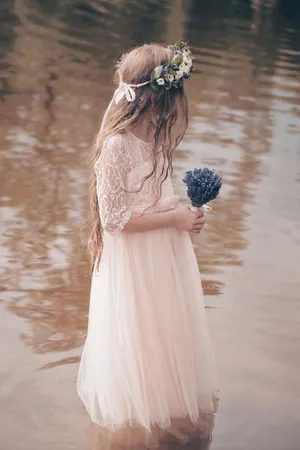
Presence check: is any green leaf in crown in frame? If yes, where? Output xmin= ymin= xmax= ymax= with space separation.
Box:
xmin=151 ymin=65 xmax=163 ymax=81
xmin=174 ymin=39 xmax=183 ymax=47
xmin=171 ymin=54 xmax=183 ymax=66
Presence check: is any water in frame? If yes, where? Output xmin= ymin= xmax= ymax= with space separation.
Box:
xmin=1 ymin=1 xmax=300 ymax=449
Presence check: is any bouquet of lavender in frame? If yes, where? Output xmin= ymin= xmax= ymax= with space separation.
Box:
xmin=183 ymin=168 xmax=222 ymax=212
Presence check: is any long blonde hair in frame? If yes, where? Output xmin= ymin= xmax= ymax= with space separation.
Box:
xmin=89 ymin=43 xmax=188 ymax=266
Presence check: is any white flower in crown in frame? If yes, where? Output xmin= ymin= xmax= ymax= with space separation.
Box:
xmin=157 ymin=78 xmax=165 ymax=85
xmin=168 ymin=74 xmax=174 ymax=82
xmin=180 ymin=62 xmax=190 ymax=74
xmin=175 ymin=70 xmax=184 ymax=80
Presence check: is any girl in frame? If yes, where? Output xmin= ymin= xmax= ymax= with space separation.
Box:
xmin=77 ymin=42 xmax=219 ymax=447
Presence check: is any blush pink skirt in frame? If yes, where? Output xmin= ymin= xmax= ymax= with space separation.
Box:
xmin=77 ymin=223 xmax=219 ymax=446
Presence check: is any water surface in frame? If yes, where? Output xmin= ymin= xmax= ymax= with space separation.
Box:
xmin=1 ymin=1 xmax=300 ymax=449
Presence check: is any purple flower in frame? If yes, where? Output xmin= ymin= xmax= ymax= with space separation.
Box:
xmin=183 ymin=168 xmax=222 ymax=207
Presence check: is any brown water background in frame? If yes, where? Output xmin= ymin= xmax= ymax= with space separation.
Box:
xmin=1 ymin=1 xmax=300 ymax=449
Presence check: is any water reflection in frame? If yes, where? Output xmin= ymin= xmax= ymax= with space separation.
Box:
xmin=0 ymin=0 xmax=300 ymax=449
xmin=90 ymin=420 xmax=216 ymax=450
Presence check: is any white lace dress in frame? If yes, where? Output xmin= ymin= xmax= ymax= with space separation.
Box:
xmin=77 ymin=131 xmax=219 ymax=445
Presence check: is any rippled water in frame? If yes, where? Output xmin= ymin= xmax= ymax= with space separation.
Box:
xmin=1 ymin=1 xmax=300 ymax=449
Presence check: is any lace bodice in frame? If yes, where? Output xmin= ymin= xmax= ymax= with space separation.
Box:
xmin=95 ymin=132 xmax=179 ymax=234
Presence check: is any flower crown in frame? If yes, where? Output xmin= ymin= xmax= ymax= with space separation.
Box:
xmin=114 ymin=40 xmax=194 ymax=104
xmin=150 ymin=40 xmax=194 ymax=91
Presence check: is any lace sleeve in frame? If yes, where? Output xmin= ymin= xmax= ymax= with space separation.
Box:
xmin=95 ymin=135 xmax=131 ymax=234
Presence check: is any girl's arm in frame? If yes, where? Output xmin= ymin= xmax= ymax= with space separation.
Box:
xmin=95 ymin=135 xmax=205 ymax=235
xmin=123 ymin=206 xmax=205 ymax=234
xmin=95 ymin=135 xmax=131 ymax=234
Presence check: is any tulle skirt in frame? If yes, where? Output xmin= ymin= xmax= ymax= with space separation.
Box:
xmin=77 ymin=227 xmax=219 ymax=447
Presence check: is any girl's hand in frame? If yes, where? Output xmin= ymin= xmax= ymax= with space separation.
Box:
xmin=173 ymin=206 xmax=206 ymax=233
